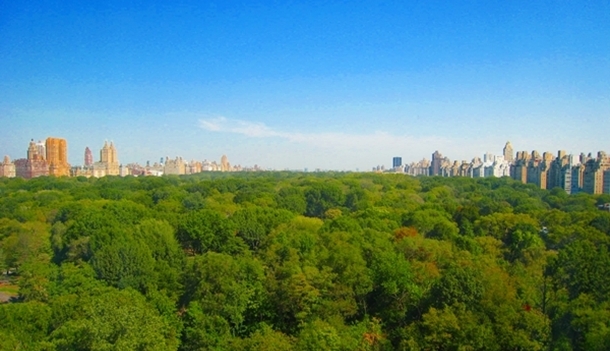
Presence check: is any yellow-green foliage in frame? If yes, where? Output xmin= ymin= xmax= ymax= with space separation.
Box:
xmin=0 ymin=173 xmax=607 ymax=350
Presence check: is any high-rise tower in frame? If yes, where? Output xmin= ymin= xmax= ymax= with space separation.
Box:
xmin=46 ymin=137 xmax=70 ymax=177
xmin=392 ymin=157 xmax=402 ymax=169
xmin=100 ymin=141 xmax=109 ymax=163
xmin=221 ymin=155 xmax=230 ymax=172
xmin=99 ymin=141 xmax=119 ymax=175
xmin=430 ymin=151 xmax=442 ymax=176
xmin=15 ymin=139 xmax=49 ymax=178
xmin=583 ymin=151 xmax=610 ymax=194
xmin=27 ymin=139 xmax=43 ymax=160
xmin=84 ymin=147 xmax=93 ymax=166
xmin=503 ymin=141 xmax=514 ymax=163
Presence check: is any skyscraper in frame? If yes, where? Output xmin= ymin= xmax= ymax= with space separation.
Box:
xmin=36 ymin=141 xmax=46 ymax=159
xmin=27 ymin=139 xmax=43 ymax=160
xmin=84 ymin=147 xmax=93 ymax=166
xmin=430 ymin=151 xmax=442 ymax=176
xmin=15 ymin=139 xmax=49 ymax=179
xmin=583 ymin=152 xmax=610 ymax=194
xmin=221 ymin=155 xmax=230 ymax=172
xmin=392 ymin=157 xmax=402 ymax=169
xmin=46 ymin=137 xmax=70 ymax=177
xmin=503 ymin=141 xmax=514 ymax=163
xmin=483 ymin=152 xmax=494 ymax=163
xmin=100 ymin=141 xmax=118 ymax=164
xmin=99 ymin=141 xmax=120 ymax=176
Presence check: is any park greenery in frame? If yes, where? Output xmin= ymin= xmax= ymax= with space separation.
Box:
xmin=0 ymin=171 xmax=609 ymax=350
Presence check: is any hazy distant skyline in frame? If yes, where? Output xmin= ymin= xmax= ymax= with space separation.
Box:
xmin=2 ymin=1 xmax=609 ymax=170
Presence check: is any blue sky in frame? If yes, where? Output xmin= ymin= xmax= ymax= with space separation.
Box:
xmin=1 ymin=1 xmax=609 ymax=170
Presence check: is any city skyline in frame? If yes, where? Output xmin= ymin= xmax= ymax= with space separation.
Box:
xmin=0 ymin=136 xmax=606 ymax=175
xmin=2 ymin=1 xmax=609 ymax=170
xmin=2 ymin=135 xmax=609 ymax=172
xmin=3 ymin=134 xmax=610 ymax=195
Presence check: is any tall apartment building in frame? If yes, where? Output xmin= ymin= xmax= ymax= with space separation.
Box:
xmin=583 ymin=152 xmax=610 ymax=194
xmin=0 ymin=156 xmax=16 ymax=178
xmin=520 ymin=151 xmax=553 ymax=189
xmin=46 ymin=137 xmax=70 ymax=177
xmin=75 ymin=141 xmax=121 ymax=178
xmin=546 ymin=151 xmax=573 ymax=193
xmin=603 ymin=169 xmax=610 ymax=194
xmin=503 ymin=141 xmax=514 ymax=163
xmin=35 ymin=141 xmax=45 ymax=159
xmin=404 ymin=158 xmax=430 ymax=176
xmin=84 ymin=147 xmax=93 ymax=166
xmin=446 ymin=161 xmax=460 ymax=177
xmin=472 ymin=157 xmax=485 ymax=178
xmin=459 ymin=161 xmax=470 ymax=177
xmin=430 ymin=151 xmax=443 ymax=176
xmin=389 ymin=142 xmax=607 ymax=195
xmin=392 ymin=157 xmax=402 ymax=169
xmin=511 ymin=151 xmax=529 ymax=183
xmin=571 ymin=164 xmax=585 ymax=194
xmin=188 ymin=160 xmax=203 ymax=174
xmin=221 ymin=155 xmax=230 ymax=172
xmin=557 ymin=165 xmax=573 ymax=194
xmin=15 ymin=139 xmax=49 ymax=179
xmin=541 ymin=152 xmax=554 ymax=189
xmin=526 ymin=151 xmax=542 ymax=187
xmin=99 ymin=141 xmax=120 ymax=176
xmin=483 ymin=155 xmax=510 ymax=178
xmin=164 ymin=157 xmax=186 ymax=175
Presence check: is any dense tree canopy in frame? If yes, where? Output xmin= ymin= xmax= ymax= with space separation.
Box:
xmin=0 ymin=172 xmax=608 ymax=350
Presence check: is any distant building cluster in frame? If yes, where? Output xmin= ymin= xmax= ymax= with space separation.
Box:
xmin=73 ymin=141 xmax=121 ymax=177
xmin=387 ymin=141 xmax=610 ymax=195
xmin=0 ymin=138 xmax=71 ymax=179
xmin=126 ymin=153 xmax=259 ymax=177
xmin=0 ymin=137 xmax=262 ymax=180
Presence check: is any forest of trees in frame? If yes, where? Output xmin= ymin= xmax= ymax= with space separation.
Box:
xmin=0 ymin=172 xmax=609 ymax=350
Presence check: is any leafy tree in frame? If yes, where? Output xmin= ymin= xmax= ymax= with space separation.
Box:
xmin=316 ymin=231 xmax=372 ymax=319
xmin=277 ymin=187 xmax=307 ymax=214
xmin=505 ymin=226 xmax=544 ymax=263
xmin=18 ymin=253 xmax=55 ymax=302
xmin=428 ymin=264 xmax=484 ymax=309
xmin=0 ymin=301 xmax=52 ymax=349
xmin=403 ymin=208 xmax=459 ymax=241
xmin=182 ymin=252 xmax=264 ymax=334
xmin=404 ymin=303 xmax=495 ymax=351
xmin=368 ymin=246 xmax=419 ymax=327
xmin=1 ymin=221 xmax=51 ymax=272
xmin=296 ymin=319 xmax=341 ymax=351
xmin=135 ymin=219 xmax=185 ymax=297
xmin=304 ymin=182 xmax=345 ymax=218
xmin=0 ymin=171 xmax=608 ymax=350
xmin=50 ymin=287 xmax=179 ymax=350
xmin=551 ymin=240 xmax=610 ymax=301
xmin=182 ymin=191 xmax=206 ymax=211
xmin=49 ymin=262 xmax=103 ymax=297
xmin=231 ymin=324 xmax=295 ymax=351
xmin=91 ymin=239 xmax=156 ymax=293
xmin=181 ymin=301 xmax=232 ymax=351
xmin=589 ymin=211 xmax=610 ymax=235
xmin=176 ymin=209 xmax=244 ymax=255
xmin=232 ymin=207 xmax=294 ymax=251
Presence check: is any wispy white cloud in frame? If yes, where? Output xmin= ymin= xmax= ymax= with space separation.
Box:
xmin=199 ymin=117 xmax=279 ymax=137
xmin=198 ymin=116 xmax=580 ymax=170
xmin=198 ymin=116 xmax=450 ymax=152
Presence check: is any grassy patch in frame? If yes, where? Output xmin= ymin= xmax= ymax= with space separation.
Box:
xmin=0 ymin=283 xmax=19 ymax=294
